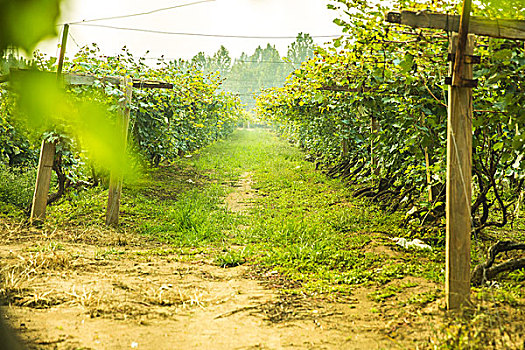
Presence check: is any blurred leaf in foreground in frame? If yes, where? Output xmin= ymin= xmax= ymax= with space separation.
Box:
xmin=12 ymin=70 xmax=136 ymax=180
xmin=0 ymin=0 xmax=61 ymax=53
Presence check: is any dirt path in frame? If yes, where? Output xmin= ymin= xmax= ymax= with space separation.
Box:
xmin=0 ymin=170 xmax=437 ymax=350
xmin=224 ymin=171 xmax=256 ymax=213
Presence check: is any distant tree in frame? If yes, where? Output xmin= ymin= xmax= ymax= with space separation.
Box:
xmin=187 ymin=34 xmax=315 ymax=110
xmin=223 ymin=43 xmax=294 ymax=109
xmin=210 ymin=45 xmax=232 ymax=76
xmin=286 ymin=32 xmax=314 ymax=67
xmin=172 ymin=58 xmax=191 ymax=73
xmin=191 ymin=51 xmax=209 ymax=71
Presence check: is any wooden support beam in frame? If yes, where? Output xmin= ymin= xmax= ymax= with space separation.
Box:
xmin=452 ymin=0 xmax=472 ymax=87
xmin=30 ymin=140 xmax=56 ymax=224
xmin=6 ymin=70 xmax=173 ymax=89
xmin=65 ymin=74 xmax=174 ymax=88
xmin=66 ymin=74 xmax=174 ymax=89
xmin=5 ymin=56 xmax=169 ymax=227
xmin=64 ymin=74 xmax=120 ymax=86
xmin=386 ymin=10 xmax=525 ymax=41
xmin=444 ymin=76 xmax=478 ymax=87
xmin=446 ymin=33 xmax=474 ymax=310
xmin=105 ymin=76 xmax=133 ymax=226
xmin=132 ymin=80 xmax=173 ymax=89
xmin=319 ymin=85 xmax=375 ymax=93
xmin=319 ymin=85 xmax=360 ymax=92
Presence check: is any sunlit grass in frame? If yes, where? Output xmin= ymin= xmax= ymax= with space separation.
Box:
xmin=44 ymin=129 xmax=522 ymax=303
xmin=181 ymin=129 xmax=442 ymax=294
xmin=8 ymin=128 xmax=524 ymax=349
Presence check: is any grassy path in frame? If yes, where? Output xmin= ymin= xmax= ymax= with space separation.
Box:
xmin=192 ymin=129 xmax=443 ymax=293
xmin=1 ymin=129 xmax=523 ymax=349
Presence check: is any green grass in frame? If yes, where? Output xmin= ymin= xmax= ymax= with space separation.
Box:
xmin=15 ymin=128 xmax=525 ymax=349
xmin=43 ymin=129 xmax=523 ymax=303
xmin=135 ymin=185 xmax=234 ymax=246
xmin=0 ymin=164 xmax=35 ymax=218
xmin=214 ymin=247 xmax=249 ymax=268
xmin=180 ymin=129 xmax=440 ymax=295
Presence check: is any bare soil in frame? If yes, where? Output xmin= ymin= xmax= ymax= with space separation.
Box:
xmin=0 ymin=172 xmax=522 ymax=349
xmin=224 ymin=172 xmax=256 ymax=214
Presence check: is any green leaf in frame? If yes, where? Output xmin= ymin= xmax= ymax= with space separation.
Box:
xmin=493 ymin=49 xmax=512 ymax=62
xmin=492 ymin=141 xmax=504 ymax=151
xmin=399 ymin=54 xmax=414 ymax=73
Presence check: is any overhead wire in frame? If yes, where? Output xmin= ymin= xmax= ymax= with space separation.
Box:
xmin=142 ymin=58 xmax=301 ymax=64
xmin=234 ymin=60 xmax=299 ymax=64
xmin=70 ymin=23 xmax=346 ymax=40
xmin=64 ymin=0 xmax=215 ymax=25
xmin=68 ymin=32 xmax=81 ymax=49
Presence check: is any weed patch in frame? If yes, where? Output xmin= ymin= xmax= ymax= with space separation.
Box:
xmin=214 ymin=247 xmax=249 ymax=268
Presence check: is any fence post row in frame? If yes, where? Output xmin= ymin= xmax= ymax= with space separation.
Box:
xmin=19 ymin=52 xmax=173 ymax=226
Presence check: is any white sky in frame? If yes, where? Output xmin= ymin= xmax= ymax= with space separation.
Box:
xmin=38 ymin=0 xmax=344 ymax=61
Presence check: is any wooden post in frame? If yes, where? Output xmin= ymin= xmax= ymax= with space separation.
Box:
xmin=30 ymin=24 xmax=68 ymax=224
xmin=452 ymin=0 xmax=472 ymax=87
xmin=30 ymin=140 xmax=56 ymax=223
xmin=371 ymin=116 xmax=380 ymax=175
xmin=446 ymin=33 xmax=474 ymax=309
xmin=425 ymin=147 xmax=433 ymax=202
xmin=56 ymin=24 xmax=69 ymax=79
xmin=342 ymin=138 xmax=349 ymax=158
xmin=105 ymin=77 xmax=132 ymax=226
xmin=422 ymin=114 xmax=433 ymax=202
